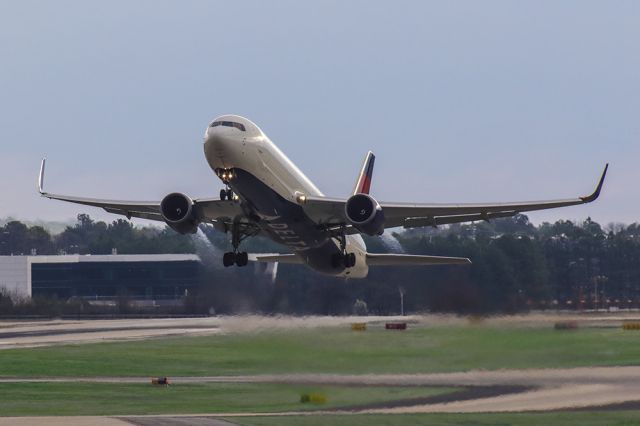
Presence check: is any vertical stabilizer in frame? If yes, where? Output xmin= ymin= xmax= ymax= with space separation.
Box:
xmin=353 ymin=151 xmax=375 ymax=195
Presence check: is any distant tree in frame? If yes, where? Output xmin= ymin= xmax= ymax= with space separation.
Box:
xmin=27 ymin=226 xmax=54 ymax=255
xmin=1 ymin=221 xmax=30 ymax=255
xmin=6 ymin=212 xmax=640 ymax=315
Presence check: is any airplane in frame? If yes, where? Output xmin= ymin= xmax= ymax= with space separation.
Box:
xmin=38 ymin=114 xmax=608 ymax=278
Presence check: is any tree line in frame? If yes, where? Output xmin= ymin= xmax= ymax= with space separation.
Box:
xmin=1 ymin=213 xmax=639 ymax=315
xmin=0 ymin=214 xmax=193 ymax=256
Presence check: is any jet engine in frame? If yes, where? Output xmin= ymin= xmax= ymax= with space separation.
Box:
xmin=160 ymin=192 xmax=199 ymax=234
xmin=345 ymin=193 xmax=385 ymax=236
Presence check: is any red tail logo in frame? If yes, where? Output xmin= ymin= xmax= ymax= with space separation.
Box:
xmin=353 ymin=151 xmax=375 ymax=195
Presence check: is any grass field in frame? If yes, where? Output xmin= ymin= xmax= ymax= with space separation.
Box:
xmin=1 ymin=325 xmax=639 ymax=377
xmin=0 ymin=382 xmax=454 ymax=416
xmin=3 ymin=321 xmax=640 ymax=423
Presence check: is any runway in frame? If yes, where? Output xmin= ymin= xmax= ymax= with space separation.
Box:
xmin=0 ymin=315 xmax=416 ymax=349
xmin=0 ymin=318 xmax=221 ymax=349
xmin=2 ymin=312 xmax=637 ymax=350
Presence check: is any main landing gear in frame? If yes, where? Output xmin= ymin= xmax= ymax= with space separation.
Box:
xmin=223 ymin=251 xmax=248 ymax=267
xmin=222 ymin=218 xmax=258 ymax=268
xmin=219 ymin=188 xmax=234 ymax=201
xmin=331 ymin=231 xmax=356 ymax=268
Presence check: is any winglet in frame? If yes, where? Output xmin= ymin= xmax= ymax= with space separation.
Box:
xmin=38 ymin=158 xmax=46 ymax=195
xmin=580 ymin=163 xmax=608 ymax=203
xmin=353 ymin=151 xmax=375 ymax=195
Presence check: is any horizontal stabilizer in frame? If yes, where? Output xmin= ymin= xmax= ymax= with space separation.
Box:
xmin=366 ymin=253 xmax=471 ymax=266
xmin=248 ymin=253 xmax=303 ymax=264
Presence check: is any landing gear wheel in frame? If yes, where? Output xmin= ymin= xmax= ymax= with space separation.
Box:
xmin=220 ymin=189 xmax=227 ymax=201
xmin=332 ymin=252 xmax=356 ymax=268
xmin=344 ymin=252 xmax=356 ymax=268
xmin=226 ymin=189 xmax=234 ymax=200
xmin=331 ymin=229 xmax=356 ymax=269
xmin=235 ymin=252 xmax=248 ymax=267
xmin=225 ymin=220 xmax=252 ymax=267
xmin=223 ymin=252 xmax=236 ymax=267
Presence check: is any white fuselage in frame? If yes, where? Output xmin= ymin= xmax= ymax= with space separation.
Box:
xmin=203 ymin=115 xmax=368 ymax=278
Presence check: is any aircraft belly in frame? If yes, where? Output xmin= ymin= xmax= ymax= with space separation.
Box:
xmin=207 ymin=139 xmax=357 ymax=276
xmin=229 ymin=168 xmax=345 ymax=275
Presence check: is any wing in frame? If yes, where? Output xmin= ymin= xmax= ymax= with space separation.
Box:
xmin=302 ymin=164 xmax=608 ymax=229
xmin=37 ymin=159 xmax=244 ymax=224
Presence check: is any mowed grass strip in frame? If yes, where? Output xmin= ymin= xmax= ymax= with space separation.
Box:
xmin=1 ymin=326 xmax=640 ymax=377
xmin=0 ymin=382 xmax=453 ymax=416
xmin=232 ymin=411 xmax=640 ymax=426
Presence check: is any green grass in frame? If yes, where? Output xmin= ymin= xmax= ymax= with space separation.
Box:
xmin=232 ymin=412 xmax=640 ymax=426
xmin=1 ymin=325 xmax=639 ymax=377
xmin=0 ymin=382 xmax=453 ymax=416
xmin=2 ymin=324 xmax=640 ymax=420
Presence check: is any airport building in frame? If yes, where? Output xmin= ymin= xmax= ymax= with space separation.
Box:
xmin=0 ymin=254 xmax=201 ymax=301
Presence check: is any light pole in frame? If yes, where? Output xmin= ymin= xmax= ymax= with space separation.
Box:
xmin=399 ymin=287 xmax=405 ymax=316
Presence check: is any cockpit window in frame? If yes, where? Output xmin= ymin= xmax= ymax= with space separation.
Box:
xmin=210 ymin=121 xmax=246 ymax=131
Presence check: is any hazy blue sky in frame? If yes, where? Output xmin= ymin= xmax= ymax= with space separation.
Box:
xmin=1 ymin=1 xmax=638 ymax=226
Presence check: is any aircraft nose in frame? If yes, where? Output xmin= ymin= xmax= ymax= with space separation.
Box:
xmin=204 ymin=126 xmax=235 ymax=156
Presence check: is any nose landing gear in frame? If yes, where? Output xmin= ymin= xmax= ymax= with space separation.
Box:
xmin=216 ymin=168 xmax=236 ymax=182
xmin=216 ymin=168 xmax=237 ymax=201
xmin=219 ymin=188 xmax=234 ymax=201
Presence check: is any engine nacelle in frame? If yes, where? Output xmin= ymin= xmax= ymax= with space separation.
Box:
xmin=160 ymin=192 xmax=199 ymax=234
xmin=345 ymin=194 xmax=385 ymax=236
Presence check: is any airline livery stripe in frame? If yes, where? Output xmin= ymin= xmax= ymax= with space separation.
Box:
xmin=357 ymin=154 xmax=375 ymax=194
xmin=360 ymin=175 xmax=372 ymax=194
